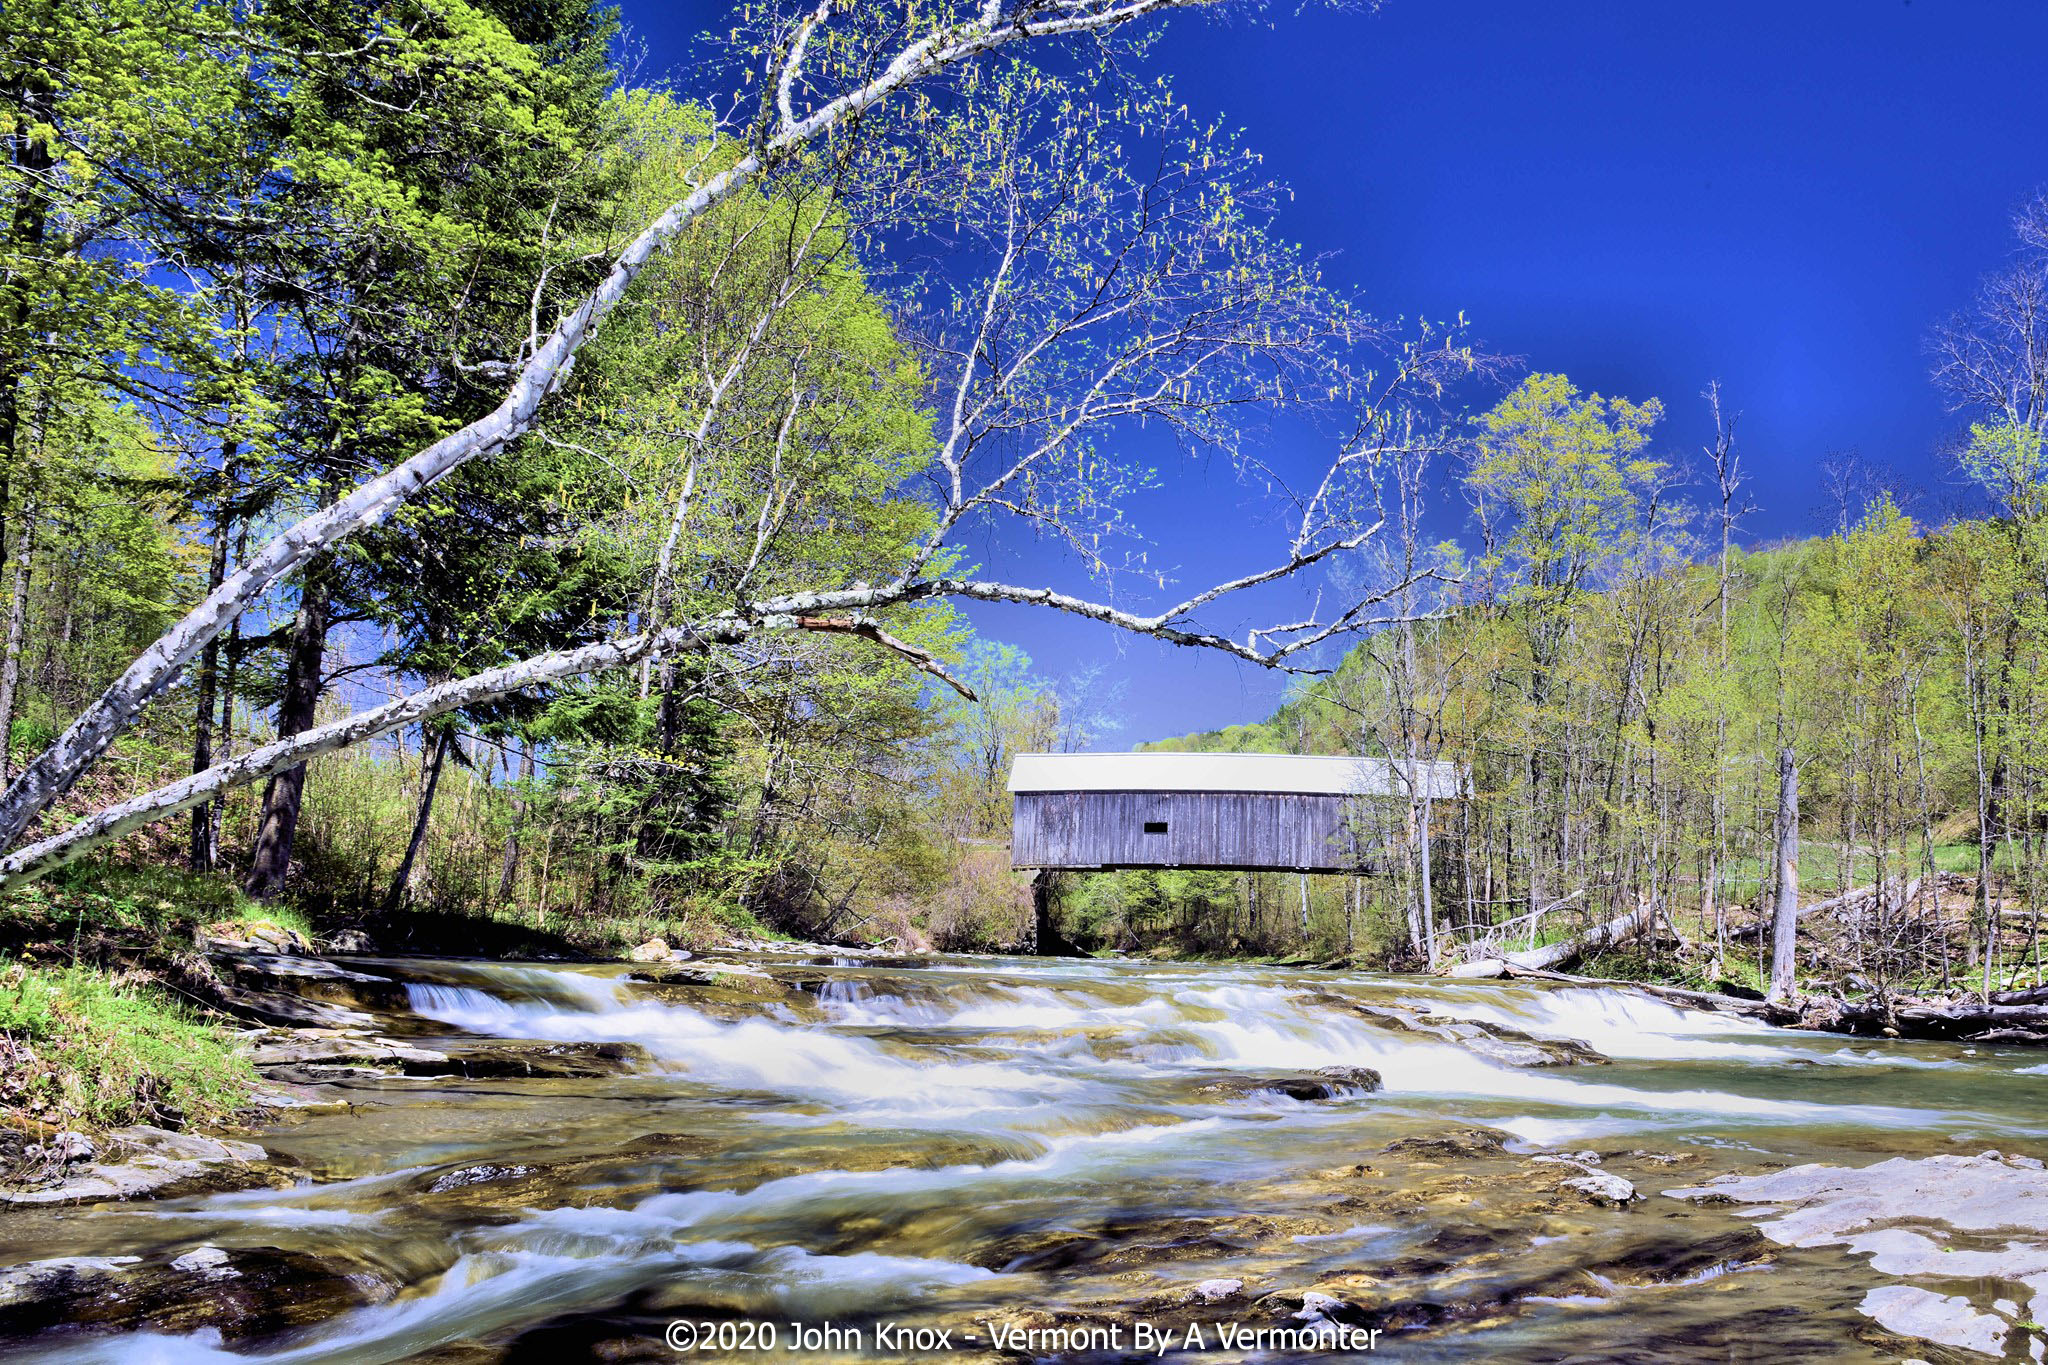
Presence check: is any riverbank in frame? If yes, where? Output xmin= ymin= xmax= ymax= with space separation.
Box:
xmin=2 ymin=946 xmax=2044 ymax=1361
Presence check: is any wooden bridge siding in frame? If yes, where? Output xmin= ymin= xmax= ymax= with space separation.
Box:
xmin=1012 ymin=791 xmax=1357 ymax=871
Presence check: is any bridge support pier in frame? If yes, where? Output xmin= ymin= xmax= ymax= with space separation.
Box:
xmin=1027 ymin=870 xmax=1075 ymax=957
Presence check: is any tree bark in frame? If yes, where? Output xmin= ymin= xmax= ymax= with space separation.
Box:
xmin=0 ymin=75 xmax=55 ymax=600
xmin=1503 ymin=900 xmax=1652 ymax=972
xmin=244 ymin=573 xmax=329 ymax=898
xmin=189 ymin=473 xmax=233 ymax=871
xmin=0 ymin=485 xmax=36 ymax=779
xmin=498 ymin=738 xmax=534 ymax=901
xmin=1768 ymin=745 xmax=1800 ymax=1005
xmin=0 ymin=0 xmax=1214 ymax=857
xmin=382 ymin=728 xmax=452 ymax=915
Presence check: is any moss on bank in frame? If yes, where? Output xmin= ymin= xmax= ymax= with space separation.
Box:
xmin=0 ymin=962 xmax=255 ymax=1131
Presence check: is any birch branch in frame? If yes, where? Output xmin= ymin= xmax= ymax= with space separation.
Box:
xmin=0 ymin=0 xmax=1224 ymax=853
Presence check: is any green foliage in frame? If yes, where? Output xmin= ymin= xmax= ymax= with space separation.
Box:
xmin=0 ymin=962 xmax=255 ymax=1128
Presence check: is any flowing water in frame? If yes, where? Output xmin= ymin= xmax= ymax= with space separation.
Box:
xmin=4 ymin=950 xmax=2045 ymax=1363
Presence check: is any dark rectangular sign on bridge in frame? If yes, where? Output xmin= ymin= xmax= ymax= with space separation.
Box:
xmin=1007 ymin=753 xmax=1464 ymax=873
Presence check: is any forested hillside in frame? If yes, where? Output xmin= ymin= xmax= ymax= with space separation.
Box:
xmin=1078 ymin=385 xmax=2048 ymax=1003
xmin=4 ymin=0 xmax=2044 ymax=1035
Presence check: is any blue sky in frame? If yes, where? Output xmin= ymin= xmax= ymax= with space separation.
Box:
xmin=629 ymin=0 xmax=2048 ymax=744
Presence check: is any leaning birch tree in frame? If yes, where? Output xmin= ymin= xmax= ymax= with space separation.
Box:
xmin=0 ymin=0 xmax=1476 ymax=889
xmin=0 ymin=0 xmax=1264 ymax=851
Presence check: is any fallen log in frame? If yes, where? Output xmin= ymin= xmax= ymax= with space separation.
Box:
xmin=1503 ymin=903 xmax=1656 ymax=972
xmin=1799 ymin=996 xmax=2048 ymax=1043
xmin=1992 ymin=984 xmax=2048 ymax=1006
xmin=1726 ymin=877 xmax=1921 ymax=943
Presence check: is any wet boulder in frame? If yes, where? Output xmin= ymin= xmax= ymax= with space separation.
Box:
xmin=1559 ymin=1171 xmax=1639 ymax=1207
xmin=1382 ymin=1126 xmax=1512 ymax=1159
xmin=0 ymin=1245 xmax=399 ymax=1346
xmin=2 ymin=1125 xmax=275 ymax=1207
xmin=420 ymin=1039 xmax=648 ymax=1080
xmin=1346 ymin=1002 xmax=1608 ymax=1066
xmin=1198 ymin=1067 xmax=1383 ymax=1103
xmin=627 ymin=937 xmax=673 ymax=963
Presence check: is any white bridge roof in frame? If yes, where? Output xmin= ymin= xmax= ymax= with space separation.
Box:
xmin=1008 ymin=752 xmax=1465 ymax=800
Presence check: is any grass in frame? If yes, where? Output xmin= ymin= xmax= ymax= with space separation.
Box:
xmin=0 ymin=857 xmax=306 ymax=959
xmin=0 ymin=961 xmax=255 ymax=1131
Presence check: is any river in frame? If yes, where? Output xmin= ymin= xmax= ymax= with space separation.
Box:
xmin=3 ymin=949 xmax=2044 ymax=1362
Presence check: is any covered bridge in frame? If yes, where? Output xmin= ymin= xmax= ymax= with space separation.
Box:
xmin=1008 ymin=752 xmax=1466 ymax=874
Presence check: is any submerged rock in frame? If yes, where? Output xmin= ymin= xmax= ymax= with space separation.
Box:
xmin=0 ymin=1245 xmax=398 ymax=1344
xmin=1383 ymin=1127 xmax=1511 ymax=1159
xmin=1860 ymin=1285 xmax=2012 ymax=1357
xmin=1347 ymin=1002 xmax=1609 ymax=1067
xmin=1198 ymin=1067 xmax=1383 ymax=1103
xmin=2 ymin=1126 xmax=272 ymax=1207
xmin=1666 ymin=1152 xmax=2048 ymax=1356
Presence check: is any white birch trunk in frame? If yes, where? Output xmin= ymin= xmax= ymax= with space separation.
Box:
xmin=0 ymin=0 xmax=1216 ymax=853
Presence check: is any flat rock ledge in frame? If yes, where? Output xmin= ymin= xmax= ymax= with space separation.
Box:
xmin=1666 ymin=1151 xmax=2048 ymax=1358
xmin=1 ymin=1126 xmax=270 ymax=1207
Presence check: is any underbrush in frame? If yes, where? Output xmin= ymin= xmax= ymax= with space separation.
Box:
xmin=0 ymin=857 xmax=301 ymax=959
xmin=0 ymin=962 xmax=254 ymax=1131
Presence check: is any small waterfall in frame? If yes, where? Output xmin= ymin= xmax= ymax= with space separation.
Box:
xmin=16 ymin=949 xmax=2036 ymax=1365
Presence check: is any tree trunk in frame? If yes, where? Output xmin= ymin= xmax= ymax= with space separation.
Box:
xmin=244 ymin=573 xmax=330 ymax=898
xmin=497 ymin=738 xmax=534 ymax=901
xmin=0 ymin=0 xmax=1216 ymax=858
xmin=189 ymin=476 xmax=233 ymax=871
xmin=0 ymin=486 xmax=36 ymax=780
xmin=1768 ymin=745 xmax=1800 ymax=1005
xmin=383 ymin=728 xmax=452 ymax=915
xmin=0 ymin=78 xmax=55 ymax=601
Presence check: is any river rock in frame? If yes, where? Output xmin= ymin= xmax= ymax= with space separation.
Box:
xmin=1665 ymin=1152 xmax=2048 ymax=1353
xmin=197 ymin=919 xmax=312 ymax=955
xmin=1383 ymin=1126 xmax=1511 ymax=1159
xmin=0 ymin=1245 xmax=398 ymax=1344
xmin=324 ymin=928 xmax=376 ymax=953
xmin=427 ymin=1162 xmax=540 ymax=1194
xmin=1860 ymin=1285 xmax=2012 ymax=1357
xmin=628 ymin=937 xmax=673 ymax=962
xmin=2 ymin=1126 xmax=271 ymax=1207
xmin=1186 ymin=1277 xmax=1244 ymax=1304
xmin=1559 ymin=1171 xmax=1638 ymax=1206
xmin=1198 ymin=1067 xmax=1383 ymax=1103
xmin=168 ymin=1246 xmax=235 ymax=1277
xmin=247 ymin=1031 xmax=448 ymax=1070
xmin=249 ymin=1030 xmax=645 ymax=1082
xmin=1296 ymin=1290 xmax=1348 ymax=1321
xmin=1347 ymin=1002 xmax=1609 ymax=1067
